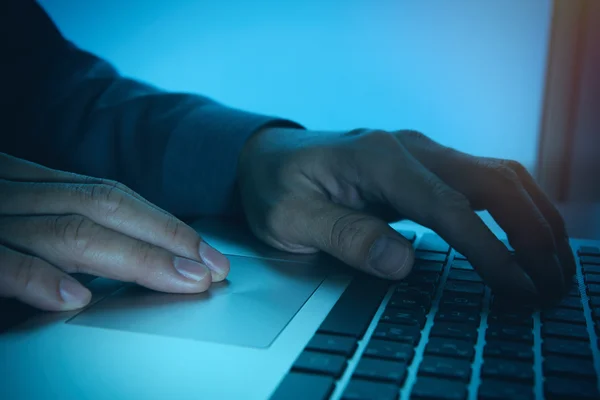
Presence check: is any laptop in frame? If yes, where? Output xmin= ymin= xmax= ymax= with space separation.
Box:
xmin=1 ymin=215 xmax=600 ymax=400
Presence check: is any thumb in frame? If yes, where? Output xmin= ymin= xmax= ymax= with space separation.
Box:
xmin=297 ymin=199 xmax=414 ymax=279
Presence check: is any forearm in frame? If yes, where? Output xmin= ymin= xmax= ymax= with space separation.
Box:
xmin=1 ymin=1 xmax=302 ymax=218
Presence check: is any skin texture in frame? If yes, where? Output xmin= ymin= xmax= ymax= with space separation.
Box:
xmin=0 ymin=153 xmax=229 ymax=311
xmin=238 ymin=128 xmax=575 ymax=305
xmin=0 ymin=127 xmax=575 ymax=310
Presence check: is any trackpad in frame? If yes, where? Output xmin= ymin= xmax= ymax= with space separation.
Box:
xmin=68 ymin=256 xmax=327 ymax=348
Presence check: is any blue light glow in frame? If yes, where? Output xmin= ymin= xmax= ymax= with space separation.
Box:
xmin=39 ymin=0 xmax=552 ymax=171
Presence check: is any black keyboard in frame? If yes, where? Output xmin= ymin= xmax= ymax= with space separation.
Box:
xmin=270 ymin=232 xmax=600 ymax=400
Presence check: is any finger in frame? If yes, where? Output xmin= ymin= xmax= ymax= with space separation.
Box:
xmin=345 ymin=132 xmax=538 ymax=298
xmin=393 ymin=173 xmax=537 ymax=299
xmin=0 ymin=215 xmax=213 ymax=293
xmin=396 ymin=132 xmax=565 ymax=301
xmin=285 ymin=196 xmax=414 ymax=280
xmin=0 ymin=152 xmax=158 ymax=210
xmin=497 ymin=159 xmax=576 ymax=281
xmin=0 ymin=180 xmax=229 ymax=281
xmin=0 ymin=244 xmax=91 ymax=311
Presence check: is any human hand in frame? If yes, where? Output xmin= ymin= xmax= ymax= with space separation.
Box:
xmin=238 ymin=128 xmax=575 ymax=303
xmin=0 ymin=153 xmax=229 ymax=311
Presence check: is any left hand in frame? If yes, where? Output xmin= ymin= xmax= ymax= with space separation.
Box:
xmin=237 ymin=127 xmax=575 ymax=304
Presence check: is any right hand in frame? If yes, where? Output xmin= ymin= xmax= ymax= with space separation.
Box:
xmin=0 ymin=153 xmax=229 ymax=311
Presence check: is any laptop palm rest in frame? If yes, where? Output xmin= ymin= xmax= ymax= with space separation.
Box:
xmin=67 ymin=255 xmax=327 ymax=348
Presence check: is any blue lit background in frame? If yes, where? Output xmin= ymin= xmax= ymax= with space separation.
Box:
xmin=39 ymin=0 xmax=552 ymax=171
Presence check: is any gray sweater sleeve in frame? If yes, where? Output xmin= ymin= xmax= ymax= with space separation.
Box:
xmin=1 ymin=1 xmax=302 ymax=219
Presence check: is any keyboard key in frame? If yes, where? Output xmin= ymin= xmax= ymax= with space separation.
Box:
xmin=544 ymin=377 xmax=600 ymax=400
xmin=439 ymin=293 xmax=482 ymax=309
xmin=481 ymin=359 xmax=533 ymax=383
xmin=579 ymin=246 xmax=600 ymax=256
xmin=541 ymin=321 xmax=589 ymax=341
xmin=542 ymin=308 xmax=587 ymax=325
xmin=411 ymin=377 xmax=467 ymax=400
xmin=587 ymin=284 xmax=600 ymax=296
xmin=405 ymin=272 xmax=440 ymax=286
xmin=417 ymin=233 xmax=450 ymax=254
xmin=454 ymin=252 xmax=467 ymax=260
xmin=395 ymin=286 xmax=434 ymax=298
xmin=414 ymin=260 xmax=444 ymax=274
xmin=584 ymin=273 xmax=600 ymax=284
xmin=430 ymin=322 xmax=479 ymax=343
xmin=363 ymin=340 xmax=415 ymax=362
xmin=542 ymin=338 xmax=593 ymax=359
xmin=582 ymin=264 xmax=600 ymax=275
xmin=486 ymin=324 xmax=533 ymax=344
xmin=447 ymin=269 xmax=482 ymax=283
xmin=353 ymin=358 xmax=407 ymax=385
xmin=556 ymin=296 xmax=583 ymax=310
xmin=444 ymin=281 xmax=485 ymax=296
xmin=451 ymin=259 xmax=473 ymax=270
xmin=489 ymin=297 xmax=536 ymax=313
xmin=581 ymin=255 xmax=600 ymax=265
xmin=292 ymin=351 xmax=347 ymax=377
xmin=270 ymin=372 xmax=334 ymax=400
xmin=380 ymin=308 xmax=427 ymax=328
xmin=418 ymin=356 xmax=471 ymax=381
xmin=372 ymin=323 xmax=421 ymax=345
xmin=306 ymin=334 xmax=357 ymax=357
xmin=425 ymin=338 xmax=474 ymax=360
xmin=435 ymin=307 xmax=480 ymax=325
xmin=484 ymin=340 xmax=534 ymax=361
xmin=478 ymin=380 xmax=533 ymax=400
xmin=589 ymin=296 xmax=600 ymax=308
xmin=387 ymin=291 xmax=431 ymax=311
xmin=543 ymin=355 xmax=596 ymax=379
xmin=342 ymin=379 xmax=399 ymax=400
xmin=318 ymin=277 xmax=389 ymax=338
xmin=487 ymin=312 xmax=533 ymax=328
xmin=415 ymin=251 xmax=447 ymax=263
xmin=592 ymin=308 xmax=600 ymax=321
xmin=398 ymin=230 xmax=416 ymax=243
xmin=397 ymin=280 xmax=437 ymax=295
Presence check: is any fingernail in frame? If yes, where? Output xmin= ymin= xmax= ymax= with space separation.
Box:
xmin=174 ymin=256 xmax=209 ymax=281
xmin=59 ymin=278 xmax=91 ymax=306
xmin=369 ymin=236 xmax=412 ymax=278
xmin=199 ymin=241 xmax=228 ymax=276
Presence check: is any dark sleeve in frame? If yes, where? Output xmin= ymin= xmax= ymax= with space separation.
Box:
xmin=0 ymin=1 xmax=302 ymax=219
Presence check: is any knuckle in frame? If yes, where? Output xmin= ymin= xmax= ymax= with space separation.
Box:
xmin=131 ymin=240 xmax=161 ymax=268
xmin=398 ymin=129 xmax=428 ymax=143
xmin=359 ymin=130 xmax=397 ymax=146
xmin=89 ymin=183 xmax=126 ymax=215
xmin=50 ymin=214 xmax=96 ymax=253
xmin=102 ymin=179 xmax=135 ymax=197
xmin=503 ymin=159 xmax=528 ymax=176
xmin=490 ymin=163 xmax=520 ymax=186
xmin=163 ymin=215 xmax=182 ymax=241
xmin=328 ymin=213 xmax=372 ymax=256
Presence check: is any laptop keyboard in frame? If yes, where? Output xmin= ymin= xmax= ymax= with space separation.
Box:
xmin=270 ymin=232 xmax=600 ymax=400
